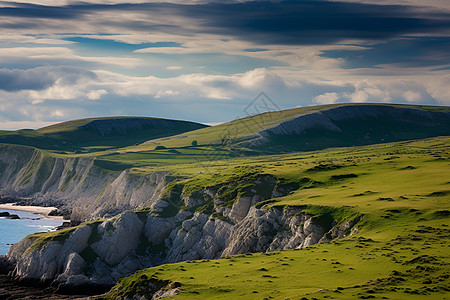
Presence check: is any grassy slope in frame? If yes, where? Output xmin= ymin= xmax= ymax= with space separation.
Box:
xmin=123 ymin=103 xmax=450 ymax=151
xmin=97 ymin=136 xmax=450 ymax=299
xmin=0 ymin=116 xmax=207 ymax=153
xmin=59 ymin=103 xmax=448 ymax=171
xmin=1 ymin=103 xmax=448 ymax=171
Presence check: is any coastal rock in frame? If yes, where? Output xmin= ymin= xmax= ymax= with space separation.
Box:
xmin=7 ymin=204 xmax=359 ymax=288
xmin=9 ymin=225 xmax=91 ymax=283
xmin=222 ymin=207 xmax=279 ymax=256
xmin=12 ymin=241 xmax=62 ymax=282
xmin=54 ymin=252 xmax=87 ymax=287
xmin=63 ymin=252 xmax=86 ymax=276
xmin=182 ymin=190 xmax=209 ymax=208
xmin=56 ymin=225 xmax=92 ymax=268
xmin=64 ymin=274 xmax=91 ymax=287
xmin=228 ymin=196 xmax=253 ymax=223
xmin=92 ymin=211 xmax=143 ymax=265
xmin=5 ymin=165 xmax=360 ymax=290
xmin=144 ymin=211 xmax=191 ymax=246
xmin=0 ymin=255 xmax=14 ymax=275
xmin=152 ymin=287 xmax=180 ymax=299
xmin=301 ymin=217 xmax=326 ymax=247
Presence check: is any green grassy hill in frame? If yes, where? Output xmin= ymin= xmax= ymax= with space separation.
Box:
xmin=112 ymin=103 xmax=449 ymax=156
xmin=0 ymin=117 xmax=207 ymax=153
xmin=96 ymin=136 xmax=450 ymax=299
xmin=66 ymin=103 xmax=449 ymax=171
xmin=1 ymin=104 xmax=448 ymax=165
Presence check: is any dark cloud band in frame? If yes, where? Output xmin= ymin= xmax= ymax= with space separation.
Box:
xmin=1 ymin=1 xmax=449 ymax=45
xmin=180 ymin=1 xmax=450 ymax=44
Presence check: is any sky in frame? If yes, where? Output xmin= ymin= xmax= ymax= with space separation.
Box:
xmin=0 ymin=0 xmax=449 ymax=129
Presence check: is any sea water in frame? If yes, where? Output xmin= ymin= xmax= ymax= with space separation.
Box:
xmin=0 ymin=209 xmax=63 ymax=255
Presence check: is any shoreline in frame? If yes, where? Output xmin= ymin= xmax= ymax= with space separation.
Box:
xmin=0 ymin=204 xmax=64 ymax=221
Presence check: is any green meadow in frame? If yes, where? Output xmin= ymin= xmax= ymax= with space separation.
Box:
xmin=95 ymin=136 xmax=450 ymax=299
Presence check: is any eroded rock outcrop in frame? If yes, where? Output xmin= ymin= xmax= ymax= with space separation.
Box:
xmin=7 ymin=179 xmax=359 ymax=291
xmin=92 ymin=211 xmax=144 ymax=265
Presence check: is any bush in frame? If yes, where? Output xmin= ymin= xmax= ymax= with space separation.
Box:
xmin=191 ymin=140 xmax=198 ymax=146
xmin=155 ymin=145 xmax=166 ymax=150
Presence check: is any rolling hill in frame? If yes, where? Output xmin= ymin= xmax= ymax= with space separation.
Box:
xmin=80 ymin=103 xmax=450 ymax=171
xmin=0 ymin=117 xmax=208 ymax=153
xmin=136 ymin=103 xmax=450 ymax=152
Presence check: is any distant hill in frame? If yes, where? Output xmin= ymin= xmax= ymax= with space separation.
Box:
xmin=1 ymin=103 xmax=448 ymax=156
xmin=143 ymin=103 xmax=450 ymax=153
xmin=0 ymin=117 xmax=208 ymax=153
xmin=242 ymin=104 xmax=450 ymax=152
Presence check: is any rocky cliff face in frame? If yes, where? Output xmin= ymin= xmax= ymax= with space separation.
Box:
xmin=6 ymin=176 xmax=359 ymax=292
xmin=0 ymin=144 xmax=169 ymax=221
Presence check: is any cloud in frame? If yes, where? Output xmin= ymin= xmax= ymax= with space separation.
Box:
xmin=1 ymin=1 xmax=449 ymax=46
xmin=314 ymin=92 xmax=339 ymax=104
xmin=0 ymin=68 xmax=56 ymax=92
xmin=136 ymin=47 xmax=199 ymax=54
xmin=0 ymin=66 xmax=447 ymax=125
xmin=0 ymin=47 xmax=143 ymax=69
xmin=424 ymin=74 xmax=450 ymax=104
xmin=0 ymin=33 xmax=74 ymax=44
xmin=155 ymin=89 xmax=179 ymax=98
xmin=1 ymin=2 xmax=449 ymax=76
xmin=165 ymin=66 xmax=183 ymax=70
xmin=322 ymin=37 xmax=450 ymax=69
xmin=348 ymin=80 xmax=391 ymax=103
xmin=336 ymin=0 xmax=450 ymax=10
xmin=402 ymin=90 xmax=422 ymax=102
xmin=238 ymin=68 xmax=287 ymax=91
xmin=87 ymin=89 xmax=107 ymax=100
xmin=0 ymin=66 xmax=96 ymax=92
xmin=174 ymin=1 xmax=450 ymax=45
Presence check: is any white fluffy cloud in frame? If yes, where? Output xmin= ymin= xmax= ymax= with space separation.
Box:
xmin=423 ymin=74 xmax=450 ymax=104
xmin=314 ymin=92 xmax=339 ymax=104
xmin=1 ymin=64 xmax=447 ymax=125
xmin=87 ymin=89 xmax=108 ymax=100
